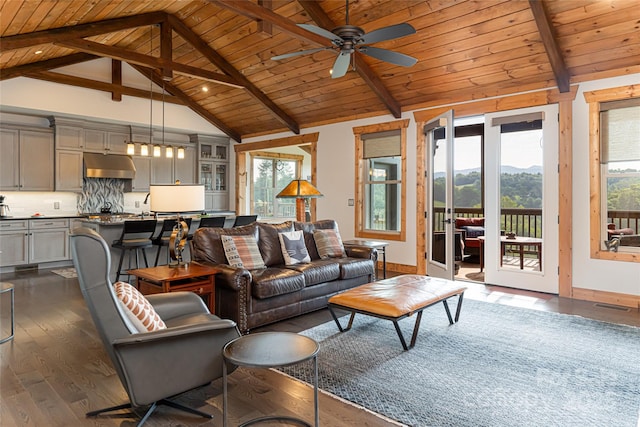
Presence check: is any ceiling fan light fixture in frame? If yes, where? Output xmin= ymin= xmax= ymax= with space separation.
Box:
xmin=274 ymin=1 xmax=417 ymax=78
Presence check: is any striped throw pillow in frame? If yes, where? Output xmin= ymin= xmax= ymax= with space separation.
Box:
xmin=221 ymin=234 xmax=266 ymax=270
xmin=114 ymin=281 xmax=166 ymax=333
xmin=313 ymin=229 xmax=345 ymax=259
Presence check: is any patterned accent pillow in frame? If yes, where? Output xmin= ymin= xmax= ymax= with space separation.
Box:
xmin=114 ymin=281 xmax=166 ymax=333
xmin=313 ymin=229 xmax=345 ymax=259
xmin=278 ymin=230 xmax=311 ymax=265
xmin=221 ymin=234 xmax=266 ymax=270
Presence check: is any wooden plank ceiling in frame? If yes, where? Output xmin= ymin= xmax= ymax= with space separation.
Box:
xmin=1 ymin=0 xmax=639 ymax=141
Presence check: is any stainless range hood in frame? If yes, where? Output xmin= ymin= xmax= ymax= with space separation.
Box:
xmin=83 ymin=153 xmax=136 ymax=179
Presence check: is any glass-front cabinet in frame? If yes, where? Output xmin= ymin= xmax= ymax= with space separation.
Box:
xmin=192 ymin=134 xmax=229 ymax=210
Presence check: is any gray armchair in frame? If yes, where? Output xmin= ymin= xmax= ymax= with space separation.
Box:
xmin=70 ymin=227 xmax=240 ymax=426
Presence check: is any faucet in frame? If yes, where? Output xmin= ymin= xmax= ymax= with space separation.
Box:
xmin=140 ymin=192 xmax=151 ymax=218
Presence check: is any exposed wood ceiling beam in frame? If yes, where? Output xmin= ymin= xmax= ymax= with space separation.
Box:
xmin=112 ymin=59 xmax=122 ymax=101
xmin=167 ymin=14 xmax=300 ymax=135
xmin=298 ymin=0 xmax=402 ymax=118
xmin=0 ymin=11 xmax=168 ymax=50
xmin=56 ymin=38 xmax=242 ymax=88
xmin=24 ymin=70 xmax=184 ymax=105
xmin=131 ymin=64 xmax=242 ymax=142
xmin=0 ymin=52 xmax=98 ymax=81
xmin=528 ymin=0 xmax=570 ymax=93
xmin=209 ymin=0 xmax=329 ymax=46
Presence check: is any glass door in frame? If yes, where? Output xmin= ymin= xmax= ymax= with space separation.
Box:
xmin=484 ymin=105 xmax=559 ymax=293
xmin=425 ymin=110 xmax=455 ymax=280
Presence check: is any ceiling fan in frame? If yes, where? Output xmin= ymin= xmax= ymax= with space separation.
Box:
xmin=271 ymin=0 xmax=417 ymax=78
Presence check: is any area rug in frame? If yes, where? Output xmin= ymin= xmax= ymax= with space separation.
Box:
xmin=280 ymin=299 xmax=640 ymax=427
xmin=51 ymin=268 xmax=77 ymax=278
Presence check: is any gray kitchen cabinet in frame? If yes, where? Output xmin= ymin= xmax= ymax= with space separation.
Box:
xmin=0 ymin=128 xmax=20 ymax=190
xmin=83 ymin=129 xmax=106 ymax=152
xmin=84 ymin=129 xmax=128 ymax=155
xmin=56 ymin=150 xmax=84 ymax=191
xmin=132 ymin=156 xmax=151 ymax=192
xmin=0 ymin=220 xmax=29 ymax=267
xmin=55 ymin=125 xmax=84 ymax=150
xmin=107 ymin=131 xmax=128 ymax=155
xmin=0 ymin=128 xmax=54 ymax=191
xmin=151 ymin=155 xmax=174 ymax=184
xmin=0 ymin=219 xmax=71 ymax=267
xmin=29 ymin=219 xmax=70 ymax=264
xmin=193 ymin=134 xmax=229 ymax=210
xmin=174 ymin=145 xmax=196 ymax=184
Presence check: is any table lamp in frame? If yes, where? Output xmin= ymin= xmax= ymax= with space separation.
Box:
xmin=275 ymin=179 xmax=323 ymax=222
xmin=150 ymin=184 xmax=204 ymax=266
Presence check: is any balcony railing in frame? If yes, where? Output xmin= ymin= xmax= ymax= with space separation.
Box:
xmin=435 ymin=208 xmax=639 ymax=237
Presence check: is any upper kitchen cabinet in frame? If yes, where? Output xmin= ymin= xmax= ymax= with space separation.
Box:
xmin=50 ymin=117 xmax=128 ymax=154
xmin=191 ymin=134 xmax=229 ymax=210
xmin=0 ymin=127 xmax=54 ymax=191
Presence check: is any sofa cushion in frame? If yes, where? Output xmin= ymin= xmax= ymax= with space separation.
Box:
xmin=256 ymin=221 xmax=294 ymax=266
xmin=285 ymin=259 xmax=340 ymax=286
xmin=313 ymin=229 xmax=345 ymax=258
xmin=295 ymin=219 xmax=340 ymax=260
xmin=221 ymin=235 xmax=266 ymax=270
xmin=251 ymin=268 xmax=305 ymax=299
xmin=278 ymin=230 xmax=311 ymax=265
xmin=335 ymin=257 xmax=375 ymax=280
xmin=192 ymin=224 xmax=258 ymax=265
xmin=114 ymin=281 xmax=166 ymax=333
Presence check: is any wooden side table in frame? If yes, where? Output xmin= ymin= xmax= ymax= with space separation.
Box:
xmin=128 ymin=263 xmax=219 ymax=314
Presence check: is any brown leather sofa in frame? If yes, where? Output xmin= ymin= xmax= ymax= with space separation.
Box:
xmin=191 ymin=220 xmax=377 ymax=333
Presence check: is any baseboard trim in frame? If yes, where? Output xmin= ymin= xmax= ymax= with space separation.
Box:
xmin=572 ymin=287 xmax=640 ymax=309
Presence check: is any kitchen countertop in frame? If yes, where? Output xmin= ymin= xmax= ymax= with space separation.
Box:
xmin=0 ymin=214 xmax=86 ymax=220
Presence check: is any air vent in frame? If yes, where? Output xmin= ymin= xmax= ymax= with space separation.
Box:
xmin=594 ymin=303 xmax=630 ymax=312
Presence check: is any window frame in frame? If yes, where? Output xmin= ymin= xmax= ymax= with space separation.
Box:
xmin=353 ymin=119 xmax=408 ymax=241
xmin=584 ymin=85 xmax=640 ymax=262
xmin=249 ymin=151 xmax=303 ymax=219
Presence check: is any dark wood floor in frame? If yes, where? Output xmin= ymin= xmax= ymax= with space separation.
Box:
xmin=1 ymin=267 xmax=638 ymax=427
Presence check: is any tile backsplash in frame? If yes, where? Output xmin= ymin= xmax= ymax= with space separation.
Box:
xmin=78 ymin=178 xmax=126 ymax=213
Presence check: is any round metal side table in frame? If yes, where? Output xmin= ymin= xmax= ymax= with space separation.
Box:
xmin=222 ymin=331 xmax=319 ymax=427
xmin=0 ymin=282 xmax=15 ymax=344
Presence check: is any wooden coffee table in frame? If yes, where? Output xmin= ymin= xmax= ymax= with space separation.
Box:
xmin=128 ymin=263 xmax=219 ymax=314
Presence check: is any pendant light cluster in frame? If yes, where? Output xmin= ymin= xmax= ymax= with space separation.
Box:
xmin=126 ymin=141 xmax=185 ymax=159
xmin=124 ymin=26 xmax=185 ymax=160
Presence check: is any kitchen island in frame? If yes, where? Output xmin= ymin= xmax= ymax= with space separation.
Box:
xmin=78 ymin=212 xmax=236 ymax=282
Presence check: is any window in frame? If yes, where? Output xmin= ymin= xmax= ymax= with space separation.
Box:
xmin=353 ymin=120 xmax=408 ymax=241
xmin=585 ymin=86 xmax=640 ymax=260
xmin=250 ymin=154 xmax=302 ymax=219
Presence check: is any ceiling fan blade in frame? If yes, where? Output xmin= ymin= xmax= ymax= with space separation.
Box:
xmin=359 ymin=46 xmax=417 ymax=67
xmin=331 ymin=52 xmax=351 ymax=78
xmin=271 ymin=47 xmax=330 ymax=61
xmin=360 ymin=23 xmax=416 ymax=45
xmin=298 ymin=23 xmax=341 ymax=42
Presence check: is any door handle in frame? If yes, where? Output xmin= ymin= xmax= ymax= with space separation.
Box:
xmin=442 ymin=218 xmax=451 ymax=224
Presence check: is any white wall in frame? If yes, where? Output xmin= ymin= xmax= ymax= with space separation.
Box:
xmin=571 ymin=74 xmax=640 ymax=296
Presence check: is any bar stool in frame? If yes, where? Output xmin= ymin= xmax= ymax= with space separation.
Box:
xmin=232 ymin=215 xmax=257 ymax=227
xmin=112 ymin=219 xmax=157 ymax=282
xmin=198 ymin=216 xmax=226 ymax=228
xmin=152 ymin=218 xmax=192 ymax=266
